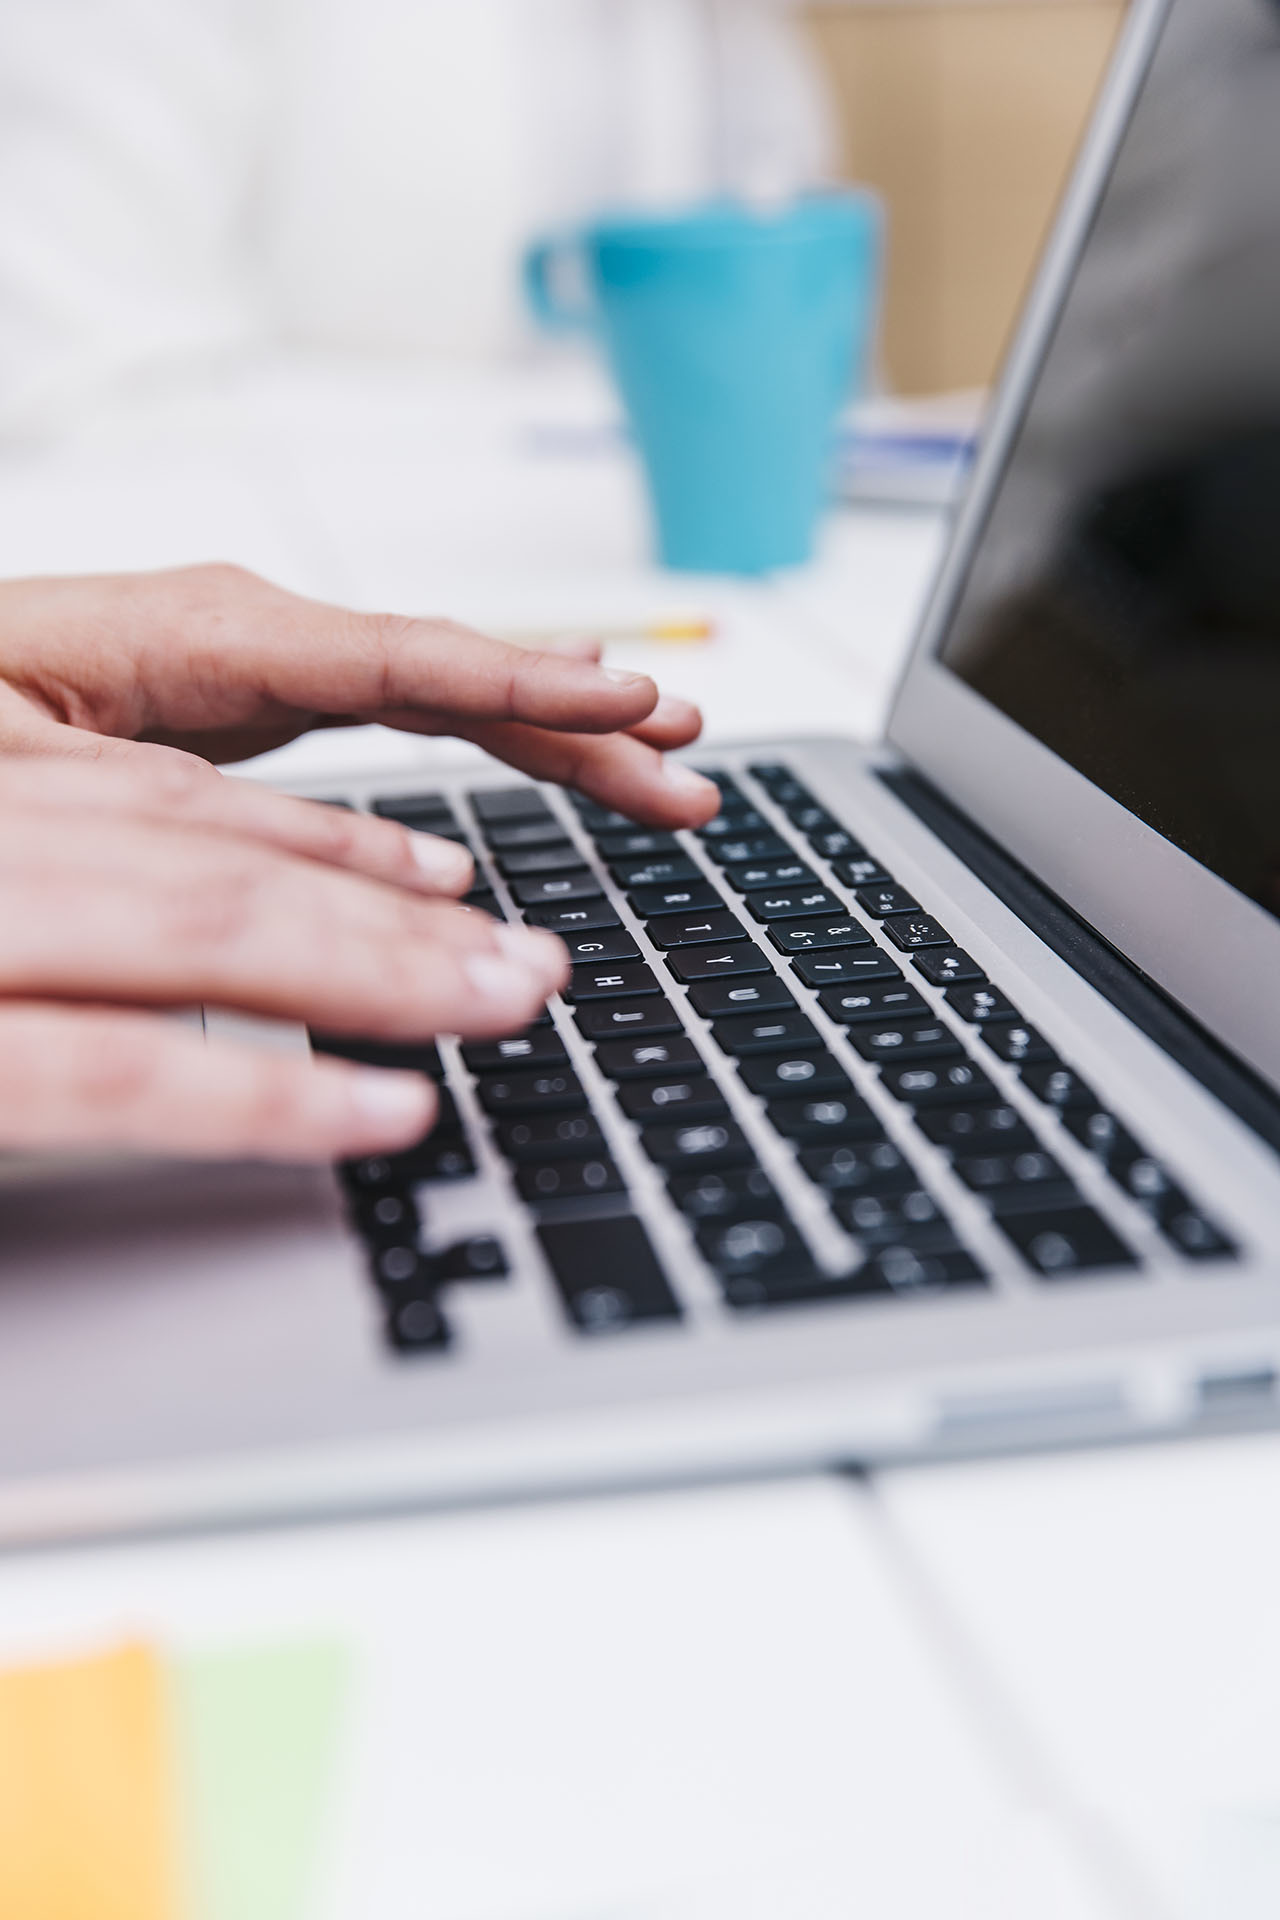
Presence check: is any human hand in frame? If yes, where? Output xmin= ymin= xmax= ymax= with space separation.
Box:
xmin=0 ymin=565 xmax=721 ymax=826
xmin=0 ymin=755 xmax=569 ymax=1162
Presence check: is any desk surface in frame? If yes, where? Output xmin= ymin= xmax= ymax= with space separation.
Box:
xmin=1 ymin=356 xmax=1276 ymax=1920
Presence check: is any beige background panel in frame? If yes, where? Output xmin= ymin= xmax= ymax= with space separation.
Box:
xmin=803 ymin=2 xmax=1126 ymax=392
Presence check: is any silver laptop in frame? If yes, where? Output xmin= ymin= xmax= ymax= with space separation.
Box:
xmin=3 ymin=0 xmax=1279 ymax=1544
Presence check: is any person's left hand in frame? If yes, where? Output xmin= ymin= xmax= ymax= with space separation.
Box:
xmin=0 ymin=564 xmax=721 ymax=827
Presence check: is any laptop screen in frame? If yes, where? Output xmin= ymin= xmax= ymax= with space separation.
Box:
xmin=937 ymin=0 xmax=1280 ymax=927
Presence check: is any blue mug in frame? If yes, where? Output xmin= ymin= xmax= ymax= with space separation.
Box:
xmin=524 ymin=193 xmax=881 ymax=574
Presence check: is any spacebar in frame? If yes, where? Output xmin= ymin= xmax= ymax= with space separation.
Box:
xmin=537 ymin=1217 xmax=682 ymax=1331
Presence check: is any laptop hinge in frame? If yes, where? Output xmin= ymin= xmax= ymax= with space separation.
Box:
xmin=878 ymin=767 xmax=1280 ymax=1158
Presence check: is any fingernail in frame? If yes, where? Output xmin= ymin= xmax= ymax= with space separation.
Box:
xmin=411 ymin=832 xmax=474 ymax=887
xmin=350 ymin=1070 xmax=435 ymax=1130
xmin=494 ymin=923 xmax=567 ymax=980
xmin=601 ymin=667 xmax=650 ymax=690
xmin=663 ymin=761 xmax=720 ymax=801
xmin=650 ymin=693 xmax=698 ymax=728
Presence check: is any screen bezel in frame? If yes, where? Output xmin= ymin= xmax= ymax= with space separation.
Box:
xmin=886 ymin=0 xmax=1280 ymax=1098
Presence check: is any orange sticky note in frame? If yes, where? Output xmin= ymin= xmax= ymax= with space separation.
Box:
xmin=0 ymin=1641 xmax=180 ymax=1920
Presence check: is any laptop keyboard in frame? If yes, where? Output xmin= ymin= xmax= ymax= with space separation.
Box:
xmin=312 ymin=763 xmax=1240 ymax=1354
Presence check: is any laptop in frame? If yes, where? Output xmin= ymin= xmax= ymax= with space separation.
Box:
xmin=2 ymin=0 xmax=1279 ymax=1544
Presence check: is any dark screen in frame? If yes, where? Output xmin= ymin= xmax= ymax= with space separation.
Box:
xmin=940 ymin=0 xmax=1280 ymax=921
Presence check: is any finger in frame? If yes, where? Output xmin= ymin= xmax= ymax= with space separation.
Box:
xmin=0 ymin=747 xmax=476 ymax=896
xmin=0 ymin=818 xmax=568 ymax=1039
xmin=0 ymin=1003 xmax=441 ymax=1160
xmin=449 ymin=721 xmax=721 ymax=828
xmin=626 ymin=693 xmax=704 ymax=752
xmin=207 ymin=587 xmax=666 ymax=736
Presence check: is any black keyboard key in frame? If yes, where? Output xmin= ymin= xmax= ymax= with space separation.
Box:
xmin=767 ymin=1094 xmax=880 ymax=1143
xmin=350 ymin=1187 xmax=422 ymax=1241
xmin=831 ymin=854 xmax=892 ymax=888
xmin=984 ymin=1024 xmax=1058 ymax=1065
xmin=369 ymin=1240 xmax=432 ymax=1294
xmin=629 ymin=880 xmax=721 ymax=917
xmin=575 ymin=997 xmax=683 ymax=1040
xmin=539 ymin=1216 xmax=681 ymax=1330
xmin=648 ymin=909 xmax=747 ymax=949
xmin=916 ymin=1105 xmax=1037 ymax=1151
xmin=791 ymin=950 xmax=902 ymax=989
xmin=470 ymin=786 xmax=552 ymax=824
xmin=496 ymin=844 xmax=587 ymax=879
xmin=666 ymin=945 xmax=772 ymax=984
xmin=512 ymin=873 xmax=603 ymax=907
xmin=697 ymin=1215 xmax=813 ymax=1284
xmin=1160 ymin=1202 xmax=1238 ymax=1261
xmin=462 ymin=890 xmax=501 ymax=919
xmin=1021 ymin=1064 xmax=1098 ymax=1110
xmin=386 ymin=1294 xmax=453 ymax=1353
xmin=558 ymin=926 xmax=641 ymax=967
xmin=864 ymin=1244 xmax=987 ymax=1295
xmin=641 ymin=1119 xmax=755 ymax=1170
xmin=883 ymin=915 xmax=954 ymax=953
xmin=945 ymin=986 xmax=1021 ymax=1025
xmin=809 ymin=829 xmax=865 ymax=863
xmin=1107 ymin=1149 xmax=1171 ymax=1201
xmin=799 ymin=1139 xmax=913 ymax=1193
xmin=881 ymin=1060 xmax=996 ymax=1105
xmin=461 ymin=1030 xmax=568 ymax=1073
xmin=998 ymin=1208 xmax=1138 ymax=1276
xmin=704 ymin=835 xmax=792 ymax=868
xmin=834 ymin=1189 xmax=952 ymax=1245
xmin=723 ymin=859 xmax=816 ymax=893
xmin=855 ymin=884 xmax=920 ymax=919
xmin=594 ymin=829 xmax=681 ymax=860
xmin=485 ymin=818 xmax=574 ymax=851
xmin=612 ymin=855 xmax=703 ymax=890
xmin=687 ymin=974 xmax=797 ymax=1019
xmin=914 ymin=949 xmax=986 ymax=987
xmin=817 ymin=981 xmax=926 ymax=1026
xmin=753 ymin=771 xmax=809 ymax=805
xmin=617 ymin=1076 xmax=728 ymax=1124
xmin=497 ymin=1112 xmax=605 ymax=1160
xmin=953 ymin=1149 xmax=1076 ymax=1208
xmin=435 ymin=1235 xmax=510 ymax=1281
xmin=786 ymin=804 xmax=838 ymax=835
xmin=372 ymin=790 xmax=451 ymax=823
xmin=516 ymin=1157 xmax=624 ymax=1204
xmin=699 ymin=809 xmax=768 ymax=840
xmin=566 ymin=961 xmax=662 ymax=1001
xmin=596 ymin=1035 xmax=703 ymax=1079
xmin=693 ymin=768 xmax=745 ymax=795
xmin=720 ymin=1266 xmax=867 ymax=1310
xmin=477 ymin=1069 xmax=586 ymax=1115
xmin=712 ymin=1010 xmax=823 ymax=1056
xmin=770 ymin=918 xmax=873 ymax=955
xmin=848 ymin=1022 xmax=964 ymax=1065
xmin=1061 ymin=1109 xmax=1144 ymax=1169
xmin=523 ymin=900 xmax=621 ymax=935
xmin=740 ymin=1052 xmax=853 ymax=1099
xmin=669 ymin=1164 xmax=781 ymax=1221
xmin=374 ymin=1131 xmax=475 ymax=1184
xmin=744 ymin=886 xmax=841 ymax=923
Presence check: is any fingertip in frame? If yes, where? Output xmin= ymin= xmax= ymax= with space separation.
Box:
xmin=660 ymin=761 xmax=722 ymax=826
xmin=410 ymin=831 xmax=475 ymax=894
xmin=345 ymin=1068 xmax=437 ymax=1150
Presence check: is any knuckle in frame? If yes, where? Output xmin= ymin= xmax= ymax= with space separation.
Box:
xmin=165 ymin=855 xmax=263 ymax=956
xmin=73 ymin=1024 xmax=164 ymax=1115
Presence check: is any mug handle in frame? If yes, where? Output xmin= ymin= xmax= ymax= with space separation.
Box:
xmin=523 ymin=233 xmax=595 ymax=333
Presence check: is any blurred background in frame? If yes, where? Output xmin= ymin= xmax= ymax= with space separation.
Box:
xmin=0 ymin=0 xmax=1122 ymax=439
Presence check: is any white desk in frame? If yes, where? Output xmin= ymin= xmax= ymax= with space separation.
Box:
xmin=0 ymin=356 xmax=1275 ymax=1920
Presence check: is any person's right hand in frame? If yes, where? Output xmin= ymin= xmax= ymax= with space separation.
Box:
xmin=0 ymin=754 xmax=569 ymax=1163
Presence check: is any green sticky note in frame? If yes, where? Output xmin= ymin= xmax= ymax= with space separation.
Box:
xmin=173 ymin=1642 xmax=351 ymax=1920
